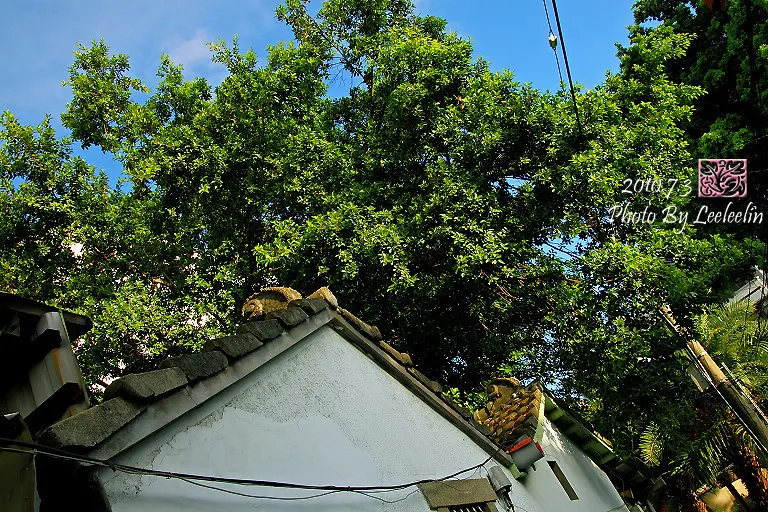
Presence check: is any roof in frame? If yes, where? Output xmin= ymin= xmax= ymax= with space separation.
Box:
xmin=37 ymin=287 xmax=519 ymax=473
xmin=1 ymin=292 xmax=93 ymax=340
xmin=1 ymin=293 xmax=92 ymax=434
xmin=472 ymin=378 xmax=656 ymax=497
xmin=32 ymin=285 xmax=655 ymax=499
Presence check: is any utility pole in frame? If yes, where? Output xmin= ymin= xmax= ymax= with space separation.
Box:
xmin=659 ymin=305 xmax=768 ymax=459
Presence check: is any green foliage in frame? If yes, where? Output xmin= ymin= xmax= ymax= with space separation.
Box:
xmin=643 ymin=301 xmax=768 ymax=508
xmin=640 ymin=422 xmax=666 ymax=466
xmin=61 ymin=39 xmax=150 ymax=154
xmin=628 ymin=0 xmax=768 ymax=207
xmin=1 ymin=2 xmax=762 ymax=482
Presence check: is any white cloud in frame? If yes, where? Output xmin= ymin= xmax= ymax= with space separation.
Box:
xmin=168 ymin=29 xmax=213 ymax=71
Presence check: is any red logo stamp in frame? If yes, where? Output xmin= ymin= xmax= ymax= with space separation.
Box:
xmin=698 ymin=159 xmax=747 ymax=198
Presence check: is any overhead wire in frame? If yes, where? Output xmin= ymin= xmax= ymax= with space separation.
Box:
xmin=541 ymin=0 xmax=564 ymax=86
xmin=550 ymin=0 xmax=585 ymax=143
xmin=0 ymin=437 xmax=496 ymax=502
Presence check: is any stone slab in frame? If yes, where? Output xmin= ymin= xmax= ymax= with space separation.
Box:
xmin=378 ymin=340 xmax=413 ymax=366
xmin=307 ymin=286 xmax=338 ymax=308
xmin=288 ymin=298 xmax=329 ymax=315
xmin=407 ymin=367 xmax=443 ymax=394
xmin=338 ymin=307 xmax=382 ymax=341
xmin=39 ymin=397 xmax=145 ymax=450
xmin=237 ymin=319 xmax=284 ymax=341
xmin=159 ymin=351 xmax=228 ymax=382
xmin=266 ymin=307 xmax=309 ymax=327
xmin=103 ymin=367 xmax=187 ymax=403
xmin=204 ymin=333 xmax=263 ymax=359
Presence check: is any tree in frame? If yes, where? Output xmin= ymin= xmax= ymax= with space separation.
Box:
xmin=627 ymin=0 xmax=768 ymax=224
xmin=3 ymin=1 xmax=760 ymax=476
xmin=635 ymin=301 xmax=768 ymax=510
xmin=59 ymin=0 xmax=572 ymax=390
xmin=0 ymin=111 xmax=227 ymax=387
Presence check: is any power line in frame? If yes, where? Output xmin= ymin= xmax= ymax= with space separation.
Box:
xmin=541 ymin=0 xmax=564 ymax=86
xmin=550 ymin=0 xmax=585 ymax=142
xmin=0 ymin=437 xmax=496 ymax=497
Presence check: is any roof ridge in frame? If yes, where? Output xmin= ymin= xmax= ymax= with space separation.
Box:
xmin=38 ymin=287 xmax=452 ymax=450
xmin=37 ymin=286 xmax=521 ymax=472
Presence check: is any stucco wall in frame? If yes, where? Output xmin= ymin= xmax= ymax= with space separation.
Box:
xmin=521 ymin=417 xmax=630 ymax=512
xmin=95 ymin=325 xmax=624 ymax=511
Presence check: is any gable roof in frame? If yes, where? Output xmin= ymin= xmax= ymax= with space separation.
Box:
xmin=32 ymin=285 xmax=655 ymax=500
xmin=38 ymin=288 xmax=519 ymax=473
xmin=473 ymin=378 xmax=655 ymax=497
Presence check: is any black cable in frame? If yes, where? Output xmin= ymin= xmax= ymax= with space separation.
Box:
xmin=541 ymin=0 xmax=554 ymax=30
xmin=0 ymin=437 xmax=495 ymax=493
xmin=542 ymin=0 xmax=564 ymax=86
xmin=177 ymin=479 xmax=342 ymax=502
xmin=554 ymin=51 xmax=565 ymax=88
xmin=550 ymin=0 xmax=585 ymax=142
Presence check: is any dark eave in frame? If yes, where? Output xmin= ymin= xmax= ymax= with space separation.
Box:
xmin=1 ymin=292 xmax=93 ymax=340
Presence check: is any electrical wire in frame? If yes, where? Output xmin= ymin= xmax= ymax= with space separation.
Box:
xmin=177 ymin=479 xmax=342 ymax=502
xmin=550 ymin=0 xmax=585 ymax=142
xmin=2 ymin=432 xmax=634 ymax=510
xmin=541 ymin=0 xmax=564 ymax=86
xmin=0 ymin=437 xmax=495 ymax=497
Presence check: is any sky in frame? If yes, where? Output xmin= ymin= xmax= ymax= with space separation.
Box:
xmin=1 ymin=0 xmax=637 ymax=178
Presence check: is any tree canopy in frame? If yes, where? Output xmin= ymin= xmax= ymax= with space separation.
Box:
xmin=2 ymin=1 xmax=766 ymax=508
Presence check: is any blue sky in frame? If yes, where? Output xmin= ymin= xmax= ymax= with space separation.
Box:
xmin=1 ymin=0 xmax=636 ymax=177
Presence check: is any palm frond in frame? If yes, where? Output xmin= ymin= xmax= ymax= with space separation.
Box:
xmin=640 ymin=422 xmax=665 ymax=466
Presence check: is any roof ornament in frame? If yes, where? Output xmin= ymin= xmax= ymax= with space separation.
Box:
xmin=241 ymin=287 xmax=302 ymax=320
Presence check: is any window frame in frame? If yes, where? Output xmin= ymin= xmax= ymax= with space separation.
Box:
xmin=547 ymin=460 xmax=579 ymax=500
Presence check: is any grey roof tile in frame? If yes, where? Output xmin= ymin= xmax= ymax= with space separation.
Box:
xmin=338 ymin=307 xmax=382 ymax=341
xmin=288 ymin=298 xmax=329 ymax=315
xmin=266 ymin=306 xmax=309 ymax=327
xmin=204 ymin=333 xmax=263 ymax=359
xmin=39 ymin=397 xmax=144 ymax=450
xmin=103 ymin=367 xmax=187 ymax=403
xmin=159 ymin=351 xmax=228 ymax=382
xmin=378 ymin=340 xmax=413 ymax=367
xmin=236 ymin=319 xmax=284 ymax=341
xmin=407 ymin=367 xmax=443 ymax=394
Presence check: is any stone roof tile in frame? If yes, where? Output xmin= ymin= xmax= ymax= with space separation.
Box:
xmin=378 ymin=340 xmax=413 ymax=367
xmin=103 ymin=367 xmax=187 ymax=403
xmin=288 ymin=298 xmax=329 ymax=316
xmin=407 ymin=367 xmax=443 ymax=394
xmin=236 ymin=319 xmax=284 ymax=341
xmin=338 ymin=307 xmax=382 ymax=341
xmin=307 ymin=286 xmax=338 ymax=309
xmin=265 ymin=306 xmax=309 ymax=327
xmin=39 ymin=397 xmax=144 ymax=451
xmin=204 ymin=333 xmax=263 ymax=360
xmin=160 ymin=351 xmax=228 ymax=382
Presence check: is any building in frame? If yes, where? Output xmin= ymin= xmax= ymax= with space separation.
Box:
xmin=2 ymin=288 xmax=653 ymax=511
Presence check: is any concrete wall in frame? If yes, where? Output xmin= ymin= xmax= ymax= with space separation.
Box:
xmin=95 ymin=326 xmax=624 ymax=511
xmin=521 ymin=417 xmax=630 ymax=512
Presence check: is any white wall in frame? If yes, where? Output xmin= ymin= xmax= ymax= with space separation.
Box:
xmin=95 ymin=325 xmax=625 ymax=512
xmin=521 ymin=417 xmax=630 ymax=512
